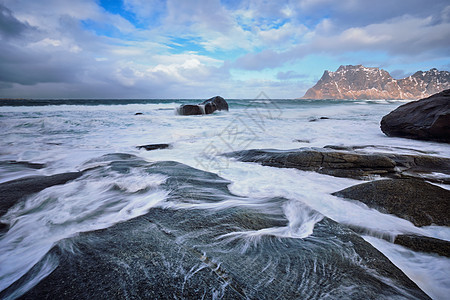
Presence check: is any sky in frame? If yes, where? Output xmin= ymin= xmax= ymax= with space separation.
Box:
xmin=0 ymin=0 xmax=449 ymax=99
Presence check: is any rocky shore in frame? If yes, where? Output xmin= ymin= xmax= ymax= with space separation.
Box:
xmin=0 ymin=156 xmax=429 ymax=299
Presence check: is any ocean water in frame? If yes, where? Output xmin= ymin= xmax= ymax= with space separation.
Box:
xmin=0 ymin=96 xmax=449 ymax=299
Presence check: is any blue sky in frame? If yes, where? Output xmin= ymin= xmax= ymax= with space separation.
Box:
xmin=0 ymin=0 xmax=449 ymax=98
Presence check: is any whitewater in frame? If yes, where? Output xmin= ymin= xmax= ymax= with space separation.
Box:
xmin=0 ymin=96 xmax=449 ymax=299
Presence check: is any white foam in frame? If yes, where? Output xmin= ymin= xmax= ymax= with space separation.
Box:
xmin=0 ymin=170 xmax=168 ymax=292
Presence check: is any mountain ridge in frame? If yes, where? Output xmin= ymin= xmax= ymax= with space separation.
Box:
xmin=302 ymin=65 xmax=450 ymax=100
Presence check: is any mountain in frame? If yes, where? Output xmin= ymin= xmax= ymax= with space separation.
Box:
xmin=302 ymin=65 xmax=450 ymax=100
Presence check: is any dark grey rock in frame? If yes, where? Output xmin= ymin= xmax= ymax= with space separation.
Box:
xmin=1 ymin=158 xmax=429 ymax=299
xmin=0 ymin=172 xmax=83 ymax=218
xmin=199 ymin=96 xmax=229 ymax=112
xmin=136 ymin=143 xmax=171 ymax=151
xmin=177 ymin=96 xmax=229 ymax=115
xmin=177 ymin=104 xmax=203 ymax=115
xmin=223 ymin=147 xmax=450 ymax=183
xmin=381 ymin=89 xmax=450 ymax=143
xmin=394 ymin=234 xmax=450 ymax=257
xmin=0 ymin=160 xmax=46 ymax=169
xmin=332 ymin=179 xmax=450 ymax=227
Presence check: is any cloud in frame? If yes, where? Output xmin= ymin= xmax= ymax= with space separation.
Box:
xmin=0 ymin=0 xmax=449 ymax=99
xmin=0 ymin=3 xmax=33 ymax=39
xmin=276 ymin=71 xmax=307 ymax=80
xmin=233 ymin=13 xmax=450 ymax=71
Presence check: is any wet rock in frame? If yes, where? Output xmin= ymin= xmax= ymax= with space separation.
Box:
xmin=293 ymin=139 xmax=310 ymax=143
xmin=223 ymin=148 xmax=396 ymax=179
xmin=332 ymin=179 xmax=450 ymax=227
xmin=177 ymin=96 xmax=229 ymax=115
xmin=177 ymin=104 xmax=203 ymax=116
xmin=0 ymin=172 xmax=83 ymax=218
xmin=380 ymin=89 xmax=450 ymax=143
xmin=136 ymin=143 xmax=171 ymax=151
xmin=394 ymin=234 xmax=450 ymax=257
xmin=0 ymin=160 xmax=46 ymax=169
xmin=2 ymin=159 xmax=429 ymax=300
xmin=200 ymin=95 xmax=229 ymax=112
xmin=223 ymin=147 xmax=450 ymax=183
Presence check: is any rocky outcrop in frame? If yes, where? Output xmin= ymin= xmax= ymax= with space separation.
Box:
xmin=380 ymin=89 xmax=450 ymax=143
xmin=1 ymin=158 xmax=429 ymax=300
xmin=302 ymin=65 xmax=449 ymax=100
xmin=177 ymin=96 xmax=229 ymax=115
xmin=332 ymin=179 xmax=450 ymax=227
xmin=0 ymin=172 xmax=83 ymax=218
xmin=223 ymin=147 xmax=450 ymax=183
xmin=394 ymin=234 xmax=450 ymax=258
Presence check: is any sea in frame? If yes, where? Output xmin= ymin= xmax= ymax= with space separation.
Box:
xmin=0 ymin=95 xmax=449 ymax=299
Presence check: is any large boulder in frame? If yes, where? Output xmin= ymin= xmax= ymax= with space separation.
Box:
xmin=177 ymin=96 xmax=228 ymax=115
xmin=380 ymin=89 xmax=450 ymax=143
xmin=199 ymin=95 xmax=229 ymax=112
xmin=332 ymin=178 xmax=450 ymax=227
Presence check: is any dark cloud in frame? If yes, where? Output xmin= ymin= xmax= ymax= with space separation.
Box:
xmin=0 ymin=4 xmax=33 ymax=39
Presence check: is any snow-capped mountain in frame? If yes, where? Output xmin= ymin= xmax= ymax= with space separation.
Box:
xmin=302 ymin=65 xmax=450 ymax=99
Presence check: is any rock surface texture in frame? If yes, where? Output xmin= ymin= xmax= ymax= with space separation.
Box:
xmin=380 ymin=89 xmax=450 ymax=143
xmin=332 ymin=178 xmax=450 ymax=227
xmin=0 ymin=156 xmax=430 ymax=299
xmin=302 ymin=65 xmax=449 ymax=100
xmin=223 ymin=147 xmax=450 ymax=183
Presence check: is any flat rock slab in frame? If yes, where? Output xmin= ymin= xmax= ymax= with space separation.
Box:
xmin=332 ymin=178 xmax=450 ymax=227
xmin=223 ymin=147 xmax=450 ymax=183
xmin=0 ymin=156 xmax=429 ymax=299
xmin=136 ymin=143 xmax=171 ymax=151
xmin=381 ymin=89 xmax=450 ymax=143
xmin=394 ymin=234 xmax=450 ymax=257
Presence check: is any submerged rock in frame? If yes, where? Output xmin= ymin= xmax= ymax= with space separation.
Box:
xmin=380 ymin=89 xmax=450 ymax=143
xmin=177 ymin=96 xmax=229 ymax=115
xmin=223 ymin=147 xmax=450 ymax=182
xmin=394 ymin=234 xmax=450 ymax=258
xmin=1 ymin=158 xmax=429 ymax=299
xmin=136 ymin=143 xmax=171 ymax=151
xmin=0 ymin=172 xmax=83 ymax=218
xmin=332 ymin=178 xmax=450 ymax=227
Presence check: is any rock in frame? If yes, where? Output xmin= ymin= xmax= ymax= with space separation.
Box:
xmin=199 ymin=96 xmax=229 ymax=112
xmin=380 ymin=89 xmax=450 ymax=143
xmin=134 ymin=112 xmax=143 ymax=115
xmin=223 ymin=147 xmax=450 ymax=183
xmin=394 ymin=234 xmax=450 ymax=257
xmin=3 ymin=158 xmax=428 ymax=299
xmin=293 ymin=139 xmax=310 ymax=143
xmin=302 ymin=65 xmax=450 ymax=100
xmin=177 ymin=96 xmax=229 ymax=115
xmin=0 ymin=160 xmax=46 ymax=169
xmin=136 ymin=143 xmax=171 ymax=151
xmin=177 ymin=104 xmax=203 ymax=115
xmin=308 ymin=117 xmax=329 ymax=122
xmin=223 ymin=148 xmax=397 ymax=179
xmin=0 ymin=172 xmax=83 ymax=218
xmin=332 ymin=179 xmax=450 ymax=227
